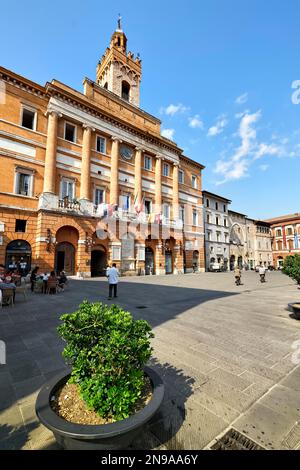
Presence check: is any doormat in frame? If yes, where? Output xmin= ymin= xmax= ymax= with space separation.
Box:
xmin=210 ymin=428 xmax=265 ymax=450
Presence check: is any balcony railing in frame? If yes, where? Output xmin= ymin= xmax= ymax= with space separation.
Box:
xmin=59 ymin=197 xmax=81 ymax=211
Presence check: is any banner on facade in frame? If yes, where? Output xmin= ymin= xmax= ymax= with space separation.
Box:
xmin=121 ymin=238 xmax=135 ymax=259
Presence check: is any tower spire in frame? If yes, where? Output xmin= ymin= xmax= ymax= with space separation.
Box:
xmin=117 ymin=13 xmax=122 ymax=31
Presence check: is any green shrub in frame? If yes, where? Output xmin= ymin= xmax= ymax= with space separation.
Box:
xmin=283 ymin=254 xmax=300 ymax=285
xmin=57 ymin=301 xmax=154 ymax=421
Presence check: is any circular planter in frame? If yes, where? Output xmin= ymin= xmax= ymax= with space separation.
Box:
xmin=288 ymin=303 xmax=300 ymax=320
xmin=35 ymin=366 xmax=164 ymax=450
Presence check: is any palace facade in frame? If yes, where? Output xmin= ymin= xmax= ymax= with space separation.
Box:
xmin=0 ymin=24 xmax=205 ymax=277
xmin=265 ymin=213 xmax=300 ymax=268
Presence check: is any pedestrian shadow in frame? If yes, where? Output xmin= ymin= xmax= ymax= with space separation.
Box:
xmin=0 ymin=421 xmax=39 ymax=450
xmin=130 ymin=358 xmax=194 ymax=450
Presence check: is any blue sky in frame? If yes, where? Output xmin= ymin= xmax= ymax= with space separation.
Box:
xmin=1 ymin=0 xmax=300 ymax=219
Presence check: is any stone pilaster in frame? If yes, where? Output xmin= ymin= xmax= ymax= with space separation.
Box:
xmin=43 ymin=111 xmax=60 ymax=194
xmin=155 ymin=156 xmax=162 ymax=214
xmin=80 ymin=124 xmax=94 ymax=201
xmin=134 ymin=147 xmax=143 ymax=207
xmin=172 ymin=163 xmax=179 ymax=220
xmin=110 ymin=137 xmax=121 ymax=206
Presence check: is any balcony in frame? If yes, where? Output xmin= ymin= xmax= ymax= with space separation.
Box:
xmin=58 ymin=197 xmax=81 ymax=211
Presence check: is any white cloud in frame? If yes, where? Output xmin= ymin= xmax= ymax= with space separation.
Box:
xmin=259 ymin=164 xmax=269 ymax=172
xmin=253 ymin=143 xmax=282 ymax=160
xmin=208 ymin=117 xmax=228 ymax=137
xmin=235 ymin=93 xmax=248 ymax=105
xmin=188 ymin=115 xmax=204 ymax=129
xmin=214 ymin=111 xmax=261 ymax=183
xmin=161 ymin=128 xmax=175 ymax=140
xmin=161 ymin=103 xmax=189 ymax=116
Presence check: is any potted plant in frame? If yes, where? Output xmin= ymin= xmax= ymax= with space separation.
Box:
xmin=35 ymin=301 xmax=164 ymax=450
xmin=283 ymin=255 xmax=300 ymax=320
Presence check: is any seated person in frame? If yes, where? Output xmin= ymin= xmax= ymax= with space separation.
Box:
xmin=47 ymin=271 xmax=58 ymax=294
xmin=58 ymin=271 xmax=67 ymax=291
xmin=0 ymin=277 xmax=16 ymax=304
xmin=0 ymin=264 xmax=6 ymax=280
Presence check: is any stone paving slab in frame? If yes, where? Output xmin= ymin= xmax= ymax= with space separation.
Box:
xmin=1 ymin=271 xmax=300 ymax=450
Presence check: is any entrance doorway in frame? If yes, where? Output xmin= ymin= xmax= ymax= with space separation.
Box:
xmin=230 ymin=255 xmax=235 ymax=271
xmin=145 ymin=247 xmax=154 ymax=275
xmin=193 ymin=250 xmax=199 ymax=272
xmin=238 ymin=256 xmax=243 ymax=269
xmin=5 ymin=240 xmax=31 ymax=274
xmin=165 ymin=251 xmax=173 ymax=274
xmin=91 ymin=248 xmax=107 ymax=277
xmin=55 ymin=242 xmax=75 ymax=275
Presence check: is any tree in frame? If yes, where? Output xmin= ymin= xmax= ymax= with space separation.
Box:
xmin=283 ymin=254 xmax=300 ymax=285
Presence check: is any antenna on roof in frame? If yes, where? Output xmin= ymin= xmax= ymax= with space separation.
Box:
xmin=117 ymin=13 xmax=122 ymax=31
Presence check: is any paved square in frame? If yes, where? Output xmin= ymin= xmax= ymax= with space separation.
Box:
xmin=1 ymin=271 xmax=300 ymax=450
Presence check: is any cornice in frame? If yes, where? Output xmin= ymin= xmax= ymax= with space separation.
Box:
xmin=0 ymin=66 xmax=47 ymax=99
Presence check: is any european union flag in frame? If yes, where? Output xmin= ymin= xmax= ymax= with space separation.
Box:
xmin=294 ymin=232 xmax=299 ymax=249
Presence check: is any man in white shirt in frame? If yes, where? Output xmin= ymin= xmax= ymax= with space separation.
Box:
xmin=258 ymin=264 xmax=266 ymax=282
xmin=107 ymin=263 xmax=120 ymax=299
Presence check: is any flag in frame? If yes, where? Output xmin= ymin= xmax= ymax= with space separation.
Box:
xmin=282 ymin=225 xmax=287 ymax=249
xmin=134 ymin=192 xmax=139 ymax=213
xmin=134 ymin=192 xmax=144 ymax=214
xmin=295 ymin=230 xmax=299 ymax=249
xmin=155 ymin=213 xmax=162 ymax=224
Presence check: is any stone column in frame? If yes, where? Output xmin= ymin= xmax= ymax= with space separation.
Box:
xmin=110 ymin=137 xmax=121 ymax=206
xmin=43 ymin=111 xmax=60 ymax=194
xmin=172 ymin=163 xmax=179 ymax=220
xmin=80 ymin=124 xmax=93 ymax=201
xmin=155 ymin=156 xmax=162 ymax=214
xmin=134 ymin=147 xmax=143 ymax=208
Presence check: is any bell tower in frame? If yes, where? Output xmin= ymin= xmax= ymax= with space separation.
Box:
xmin=96 ymin=16 xmax=142 ymax=107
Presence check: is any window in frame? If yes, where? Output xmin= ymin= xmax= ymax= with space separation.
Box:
xmin=163 ymin=203 xmax=170 ymax=219
xmin=179 ymin=170 xmax=184 ymax=184
xmin=144 ymin=199 xmax=152 ymax=215
xmin=179 ymin=206 xmax=185 ymax=222
xmin=216 ymin=232 xmax=221 ymax=243
xmin=193 ymin=210 xmax=198 ymax=226
xmin=225 ymin=233 xmax=229 ymax=243
xmin=104 ymin=82 xmax=108 ymax=90
xmin=224 ymin=219 xmax=227 ymax=227
xmin=96 ymin=136 xmax=106 ymax=154
xmin=216 ymin=216 xmax=219 ymax=226
xmin=16 ymin=172 xmax=31 ymax=196
xmin=163 ymin=163 xmax=169 ymax=177
xmin=64 ymin=122 xmax=76 ymax=143
xmin=144 ymin=156 xmax=152 ymax=171
xmin=61 ymin=178 xmax=75 ymax=200
xmin=276 ymin=228 xmax=282 ymax=237
xmin=223 ymin=204 xmax=226 ymax=212
xmin=112 ymin=245 xmax=121 ymax=260
xmin=120 ymin=193 xmax=131 ymax=211
xmin=277 ymin=240 xmax=283 ymax=251
xmin=207 ymin=213 xmax=210 ymax=224
xmin=191 ymin=175 xmax=197 ymax=188
xmin=94 ymin=188 xmax=104 ymax=206
xmin=215 ymin=202 xmax=218 ymax=210
xmin=21 ymin=107 xmax=36 ymax=130
xmin=288 ymin=239 xmax=294 ymax=250
xmin=206 ymin=199 xmax=209 ymax=208
xmin=121 ymin=81 xmax=130 ymax=101
xmin=15 ymin=219 xmax=26 ymax=233
xmin=207 ymin=232 xmax=211 ymax=241
xmin=286 ymin=227 xmax=293 ymax=236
